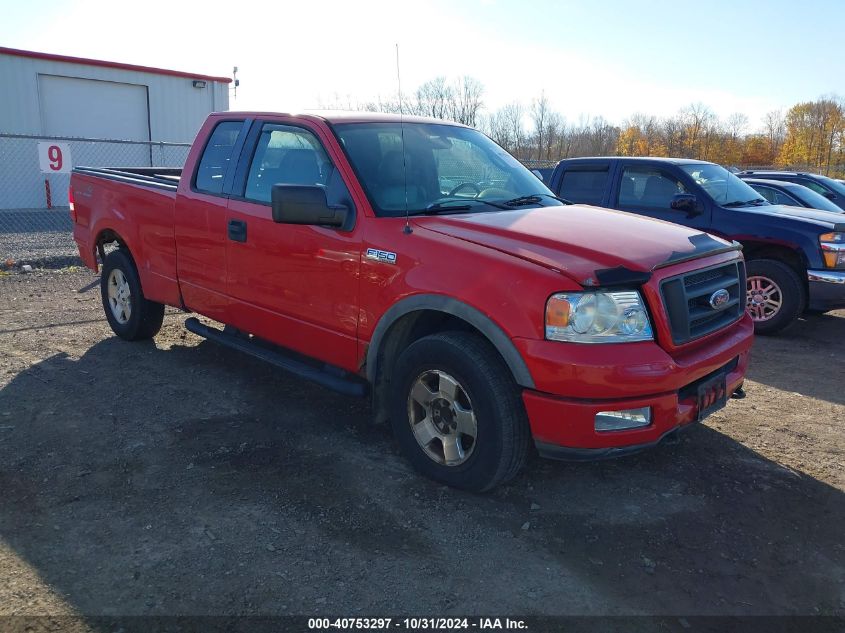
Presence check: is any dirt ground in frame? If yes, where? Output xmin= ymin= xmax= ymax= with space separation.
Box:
xmin=0 ymin=269 xmax=843 ymax=620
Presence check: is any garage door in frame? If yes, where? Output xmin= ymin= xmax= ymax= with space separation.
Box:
xmin=38 ymin=74 xmax=150 ymax=141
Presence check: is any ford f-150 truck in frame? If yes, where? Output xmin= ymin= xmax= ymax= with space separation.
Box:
xmin=546 ymin=157 xmax=845 ymax=334
xmin=70 ymin=112 xmax=753 ymax=491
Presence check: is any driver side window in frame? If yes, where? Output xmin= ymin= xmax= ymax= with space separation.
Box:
xmin=244 ymin=123 xmax=333 ymax=204
xmin=768 ymin=188 xmax=799 ymax=206
xmin=618 ymin=167 xmax=686 ymax=210
xmin=753 ymin=186 xmax=778 ymax=204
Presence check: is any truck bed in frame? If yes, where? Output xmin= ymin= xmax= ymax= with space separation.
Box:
xmin=72 ymin=166 xmax=182 ymax=191
xmin=70 ymin=167 xmax=181 ymax=307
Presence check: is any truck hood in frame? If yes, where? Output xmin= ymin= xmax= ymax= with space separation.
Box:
xmin=413 ymin=205 xmax=736 ymax=285
xmin=734 ymin=204 xmax=845 ymax=226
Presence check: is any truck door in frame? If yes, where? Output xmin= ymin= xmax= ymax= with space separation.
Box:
xmin=174 ymin=118 xmax=249 ymax=322
xmin=612 ymin=163 xmax=710 ymax=231
xmin=223 ymin=119 xmax=361 ymax=372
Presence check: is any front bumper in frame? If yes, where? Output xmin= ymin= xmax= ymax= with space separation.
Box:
xmin=535 ymin=420 xmax=700 ymax=461
xmin=519 ymin=315 xmax=753 ymax=456
xmin=807 ymin=269 xmax=845 ymax=311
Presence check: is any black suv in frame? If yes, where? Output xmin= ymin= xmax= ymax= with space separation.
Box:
xmin=737 ymin=171 xmax=845 ymax=210
xmin=743 ymin=178 xmax=843 ymax=213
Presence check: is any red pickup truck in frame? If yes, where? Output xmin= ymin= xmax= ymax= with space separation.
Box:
xmin=70 ymin=111 xmax=754 ymax=491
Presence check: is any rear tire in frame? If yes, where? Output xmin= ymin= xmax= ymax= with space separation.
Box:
xmin=745 ymin=259 xmax=804 ymax=335
xmin=388 ymin=332 xmax=530 ymax=492
xmin=100 ymin=249 xmax=165 ymax=341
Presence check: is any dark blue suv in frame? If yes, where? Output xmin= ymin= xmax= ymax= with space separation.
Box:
xmin=737 ymin=170 xmax=845 ymax=211
xmin=547 ymin=158 xmax=845 ymax=334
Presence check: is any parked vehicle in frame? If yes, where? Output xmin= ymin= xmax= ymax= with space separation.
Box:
xmin=547 ymin=158 xmax=845 ymax=333
xmin=70 ymin=113 xmax=753 ymax=491
xmin=530 ymin=167 xmax=555 ymax=183
xmin=744 ymin=178 xmax=843 ymax=213
xmin=737 ymin=170 xmax=845 ymax=211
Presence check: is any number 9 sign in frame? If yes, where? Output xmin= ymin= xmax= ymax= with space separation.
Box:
xmin=38 ymin=142 xmax=72 ymax=174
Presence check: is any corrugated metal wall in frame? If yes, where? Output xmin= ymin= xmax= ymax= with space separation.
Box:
xmin=0 ymin=52 xmax=229 ymax=141
xmin=0 ymin=52 xmax=229 ymax=210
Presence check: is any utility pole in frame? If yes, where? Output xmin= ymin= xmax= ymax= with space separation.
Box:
xmin=231 ymin=66 xmax=240 ymax=100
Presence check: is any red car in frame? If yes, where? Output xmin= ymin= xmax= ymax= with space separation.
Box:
xmin=69 ymin=111 xmax=753 ymax=491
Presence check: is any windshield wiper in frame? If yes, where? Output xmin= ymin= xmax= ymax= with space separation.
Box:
xmin=419 ymin=198 xmax=508 ymax=215
xmin=724 ymin=198 xmax=767 ymax=208
xmin=503 ymin=194 xmax=573 ymax=207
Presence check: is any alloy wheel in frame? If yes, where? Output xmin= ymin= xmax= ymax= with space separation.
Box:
xmin=746 ymin=275 xmax=783 ymax=321
xmin=107 ymin=268 xmax=132 ymax=324
xmin=407 ymin=370 xmax=478 ymax=466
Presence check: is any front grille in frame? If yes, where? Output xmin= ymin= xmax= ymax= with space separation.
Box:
xmin=660 ymin=260 xmax=746 ymax=344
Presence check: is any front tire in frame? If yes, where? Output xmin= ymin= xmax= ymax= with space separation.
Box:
xmin=745 ymin=259 xmax=804 ymax=335
xmin=100 ymin=249 xmax=164 ymax=341
xmin=389 ymin=332 xmax=530 ymax=492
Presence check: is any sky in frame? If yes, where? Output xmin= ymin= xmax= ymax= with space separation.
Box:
xmin=1 ymin=0 xmax=842 ymax=131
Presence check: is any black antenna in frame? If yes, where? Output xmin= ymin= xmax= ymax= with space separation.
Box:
xmin=396 ymin=43 xmax=412 ymax=234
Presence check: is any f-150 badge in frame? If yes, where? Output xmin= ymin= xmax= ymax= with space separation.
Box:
xmin=366 ymin=248 xmax=397 ymax=264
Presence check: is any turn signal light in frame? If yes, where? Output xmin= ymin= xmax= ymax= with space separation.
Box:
xmin=823 ymin=251 xmax=838 ymax=268
xmin=545 ymin=295 xmax=571 ymax=327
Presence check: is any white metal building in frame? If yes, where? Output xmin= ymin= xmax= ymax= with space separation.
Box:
xmin=0 ymin=47 xmax=231 ymax=208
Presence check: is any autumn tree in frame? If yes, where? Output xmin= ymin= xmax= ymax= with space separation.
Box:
xmin=347 ymin=76 xmax=845 ymax=177
xmin=779 ymin=99 xmax=844 ymax=174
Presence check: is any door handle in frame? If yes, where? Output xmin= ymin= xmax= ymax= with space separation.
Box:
xmin=227 ymin=219 xmax=247 ymax=243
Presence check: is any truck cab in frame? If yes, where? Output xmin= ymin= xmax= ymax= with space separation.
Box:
xmin=548 ymin=157 xmax=845 ymax=334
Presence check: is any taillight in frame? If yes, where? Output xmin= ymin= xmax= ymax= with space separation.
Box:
xmin=68 ymin=187 xmax=76 ymax=222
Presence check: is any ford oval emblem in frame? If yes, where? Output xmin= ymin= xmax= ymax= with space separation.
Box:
xmin=709 ymin=289 xmax=730 ymax=310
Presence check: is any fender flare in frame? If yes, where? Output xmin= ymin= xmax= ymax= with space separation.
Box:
xmin=366 ymin=294 xmax=535 ymax=389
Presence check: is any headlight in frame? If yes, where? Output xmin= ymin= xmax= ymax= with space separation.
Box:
xmin=820 ymin=232 xmax=845 ymax=269
xmin=545 ymin=290 xmax=653 ymax=343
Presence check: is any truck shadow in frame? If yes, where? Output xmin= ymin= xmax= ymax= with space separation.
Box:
xmin=0 ymin=336 xmax=843 ymax=618
xmin=745 ymin=311 xmax=845 ymax=406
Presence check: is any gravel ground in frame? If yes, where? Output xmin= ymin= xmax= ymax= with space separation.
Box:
xmin=0 ymin=269 xmax=843 ymax=622
xmin=0 ymin=210 xmax=79 ymax=269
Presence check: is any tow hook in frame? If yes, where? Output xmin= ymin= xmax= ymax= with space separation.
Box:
xmin=731 ymin=386 xmax=746 ymax=400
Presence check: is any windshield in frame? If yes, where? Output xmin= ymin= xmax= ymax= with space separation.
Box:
xmin=816 ymin=175 xmax=845 ymax=198
xmin=680 ymin=163 xmax=767 ymax=207
xmin=333 ymin=122 xmax=558 ymax=216
xmin=788 ymin=184 xmax=843 ymax=212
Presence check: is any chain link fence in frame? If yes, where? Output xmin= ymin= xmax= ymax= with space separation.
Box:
xmin=0 ymin=135 xmax=564 ymax=270
xmin=0 ymin=133 xmax=190 ymax=269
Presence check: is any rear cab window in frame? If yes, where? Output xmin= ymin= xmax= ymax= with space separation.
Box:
xmin=557 ymin=166 xmax=610 ymax=205
xmin=194 ymin=120 xmax=245 ymax=195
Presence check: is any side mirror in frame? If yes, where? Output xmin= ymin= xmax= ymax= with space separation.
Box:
xmin=531 ymin=169 xmax=545 ymax=182
xmin=271 ymin=184 xmax=350 ymax=228
xmin=670 ymin=193 xmax=701 ymax=215
xmin=822 ymin=191 xmax=837 ymax=200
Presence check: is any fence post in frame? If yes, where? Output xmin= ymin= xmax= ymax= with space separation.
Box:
xmin=44 ymin=179 xmax=52 ymax=209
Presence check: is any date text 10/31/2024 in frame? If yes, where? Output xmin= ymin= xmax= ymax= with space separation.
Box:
xmin=308 ymin=618 xmax=528 ymax=630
